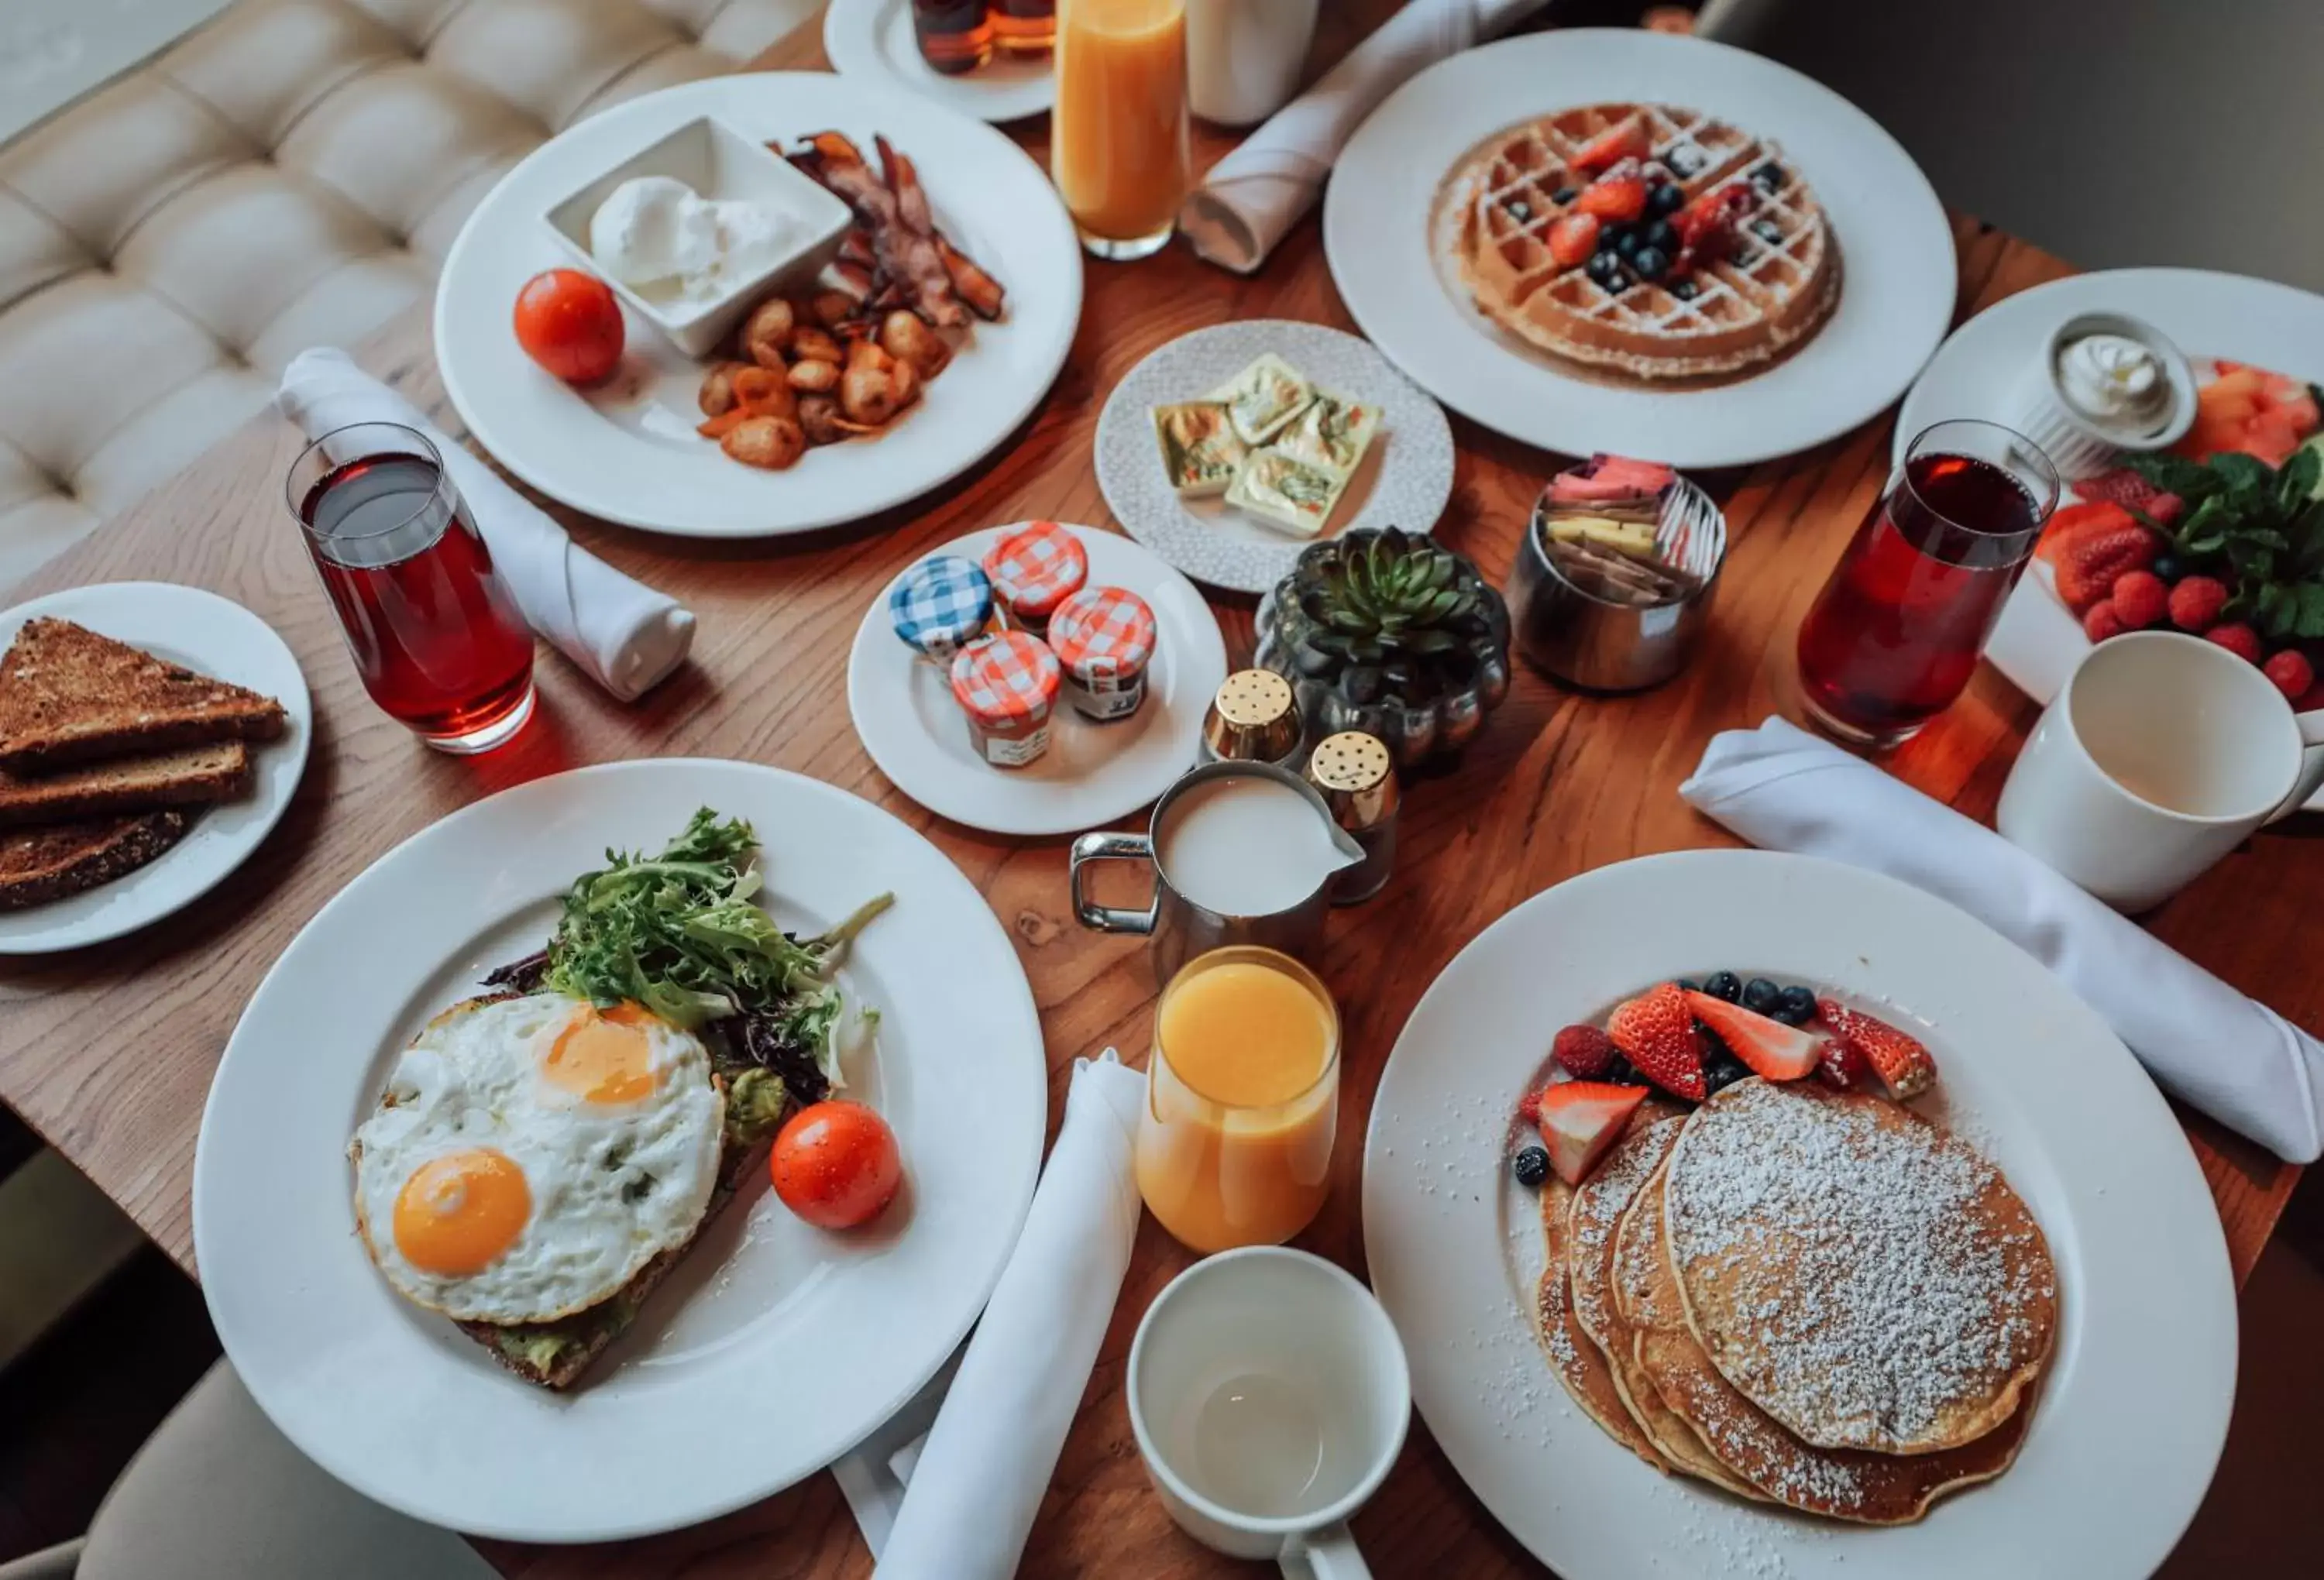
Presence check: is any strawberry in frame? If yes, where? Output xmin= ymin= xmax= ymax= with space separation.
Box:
xmin=2168 ymin=575 xmax=2229 ymax=631
xmin=1551 ymin=1022 xmax=1616 ymax=1080
xmin=2052 ymin=520 xmax=2157 ymax=613
xmin=1606 ymin=983 xmax=1707 ymax=1101
xmin=2264 ymin=649 xmax=2315 ymax=700
xmin=2145 ymin=492 xmax=2186 ymax=527
xmin=1672 ymin=184 xmax=1750 ymax=267
xmin=2205 ymin=622 xmax=2263 ymax=664
xmin=2035 ymin=500 xmax=2138 ymax=567
xmin=1816 ymin=1036 xmax=1869 ymax=1091
xmin=1547 ymin=212 xmax=1602 ymax=270
xmin=1535 ymin=1081 xmax=1651 ymax=1186
xmin=2110 ymin=569 xmax=2168 ymax=628
xmin=1684 ymin=991 xmax=1824 ymax=1080
xmin=1570 ymin=121 xmax=1650 ymax=177
xmin=2074 ymin=466 xmax=2168 ymax=510
xmin=1576 ymin=172 xmax=1648 ymax=224
xmin=1816 ymin=1001 xmax=1936 ymax=1100
xmin=2082 ymin=601 xmax=2126 ymax=643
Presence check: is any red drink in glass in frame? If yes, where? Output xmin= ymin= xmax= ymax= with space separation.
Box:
xmin=288 ymin=425 xmax=536 ymax=754
xmin=1796 ymin=421 xmax=2060 ymax=748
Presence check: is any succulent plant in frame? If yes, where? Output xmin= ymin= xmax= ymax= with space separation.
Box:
xmin=1255 ymin=527 xmax=1510 ymax=764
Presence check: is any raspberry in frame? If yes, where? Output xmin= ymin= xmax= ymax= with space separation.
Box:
xmin=1551 ymin=1023 xmax=1616 ymax=1080
xmin=2168 ymin=576 xmax=2229 ymax=631
xmin=2082 ymin=601 xmax=2126 ymax=642
xmin=2263 ymin=650 xmax=2315 ymax=700
xmin=2205 ymin=623 xmax=2264 ymax=664
xmin=2110 ymin=570 xmax=2168 ymax=627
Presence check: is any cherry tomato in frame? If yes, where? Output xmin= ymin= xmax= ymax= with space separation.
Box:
xmin=771 ymin=1101 xmax=901 ymax=1229
xmin=512 ymin=269 xmax=623 ymax=383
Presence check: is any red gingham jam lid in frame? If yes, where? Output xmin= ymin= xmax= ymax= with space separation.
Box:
xmin=981 ymin=521 xmax=1089 ymax=619
xmin=1047 ymin=586 xmax=1157 ymax=681
xmin=948 ymin=631 xmax=1061 ymax=725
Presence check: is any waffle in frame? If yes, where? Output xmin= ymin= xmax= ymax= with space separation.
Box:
xmin=1439 ymin=103 xmax=1841 ymax=381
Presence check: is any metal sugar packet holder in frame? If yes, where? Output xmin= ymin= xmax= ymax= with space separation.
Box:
xmin=1506 ymin=475 xmax=1729 ymax=694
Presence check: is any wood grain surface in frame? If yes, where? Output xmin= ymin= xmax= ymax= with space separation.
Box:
xmin=0 ymin=5 xmax=2312 ymax=1577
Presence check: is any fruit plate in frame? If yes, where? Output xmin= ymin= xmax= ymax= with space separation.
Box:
xmin=435 ymin=74 xmax=1081 ymax=538
xmin=1897 ymin=266 xmax=2324 ymax=808
xmin=194 ymin=760 xmax=1047 ymax=1541
xmin=1325 ymin=29 xmax=1955 ymax=469
xmin=1094 ymin=321 xmax=1457 ymax=596
xmin=1363 ymin=849 xmax=2234 ymax=1580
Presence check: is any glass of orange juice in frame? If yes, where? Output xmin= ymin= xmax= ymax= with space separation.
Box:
xmin=1052 ymin=0 xmax=1191 ymax=259
xmin=1136 ymin=946 xmax=1339 ymax=1253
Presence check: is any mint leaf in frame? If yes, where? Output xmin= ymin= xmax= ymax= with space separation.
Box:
xmin=2279 ymin=444 xmax=2322 ymax=506
xmin=2256 ymin=582 xmax=2296 ymax=641
xmin=2299 ymin=583 xmax=2324 ymax=641
xmin=2211 ymin=451 xmax=2276 ymax=500
xmin=2130 ymin=452 xmax=2219 ymax=498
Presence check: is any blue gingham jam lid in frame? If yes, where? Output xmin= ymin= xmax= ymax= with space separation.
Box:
xmin=889 ymin=555 xmax=994 ymax=657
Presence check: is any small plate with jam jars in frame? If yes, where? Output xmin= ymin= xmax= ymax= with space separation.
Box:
xmin=848 ymin=520 xmax=1229 ymax=835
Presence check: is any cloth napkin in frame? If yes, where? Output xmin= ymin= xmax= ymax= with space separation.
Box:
xmin=274 ymin=349 xmax=694 ymax=701
xmin=1178 ymin=0 xmax=1549 ymax=274
xmin=837 ymin=1051 xmax=1147 ymax=1578
xmin=1680 ymin=717 xmax=2324 ymax=1163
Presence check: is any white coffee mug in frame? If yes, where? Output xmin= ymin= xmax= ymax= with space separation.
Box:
xmin=1184 ymin=0 xmax=1322 ymax=127
xmin=1997 ymin=630 xmax=2324 ymax=912
xmin=1128 ymin=1245 xmax=1410 ymax=1578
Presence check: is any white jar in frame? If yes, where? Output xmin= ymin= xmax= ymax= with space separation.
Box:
xmin=1185 ymin=0 xmax=1322 ymax=127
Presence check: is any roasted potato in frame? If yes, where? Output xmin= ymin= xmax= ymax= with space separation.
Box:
xmin=787 ymin=359 xmax=840 ymax=393
xmin=698 ymin=360 xmax=748 ymax=417
xmin=879 ymin=310 xmax=949 ymax=379
xmin=721 ymin=414 xmax=806 ymax=470
xmin=797 ymin=395 xmax=844 ymax=446
xmin=791 ymin=326 xmax=845 ymax=366
xmin=741 ymin=298 xmax=796 ymax=368
xmin=810 ymin=290 xmax=858 ymax=328
xmin=730 ymin=365 xmax=796 ymax=420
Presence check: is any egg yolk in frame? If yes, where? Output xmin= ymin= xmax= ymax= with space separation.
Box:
xmin=544 ymin=1003 xmax=661 ymax=1105
xmin=393 ymin=1149 xmax=530 ymax=1276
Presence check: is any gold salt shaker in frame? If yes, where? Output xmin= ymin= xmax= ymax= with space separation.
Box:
xmin=1305 ymin=730 xmax=1397 ymax=904
xmin=1198 ymin=668 xmax=1302 ymax=767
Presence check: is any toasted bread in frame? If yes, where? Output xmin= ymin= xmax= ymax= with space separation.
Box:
xmin=0 ymin=742 xmax=251 ymax=828
xmin=0 ymin=619 xmax=286 ymax=771
xmin=0 ymin=810 xmax=192 ymax=910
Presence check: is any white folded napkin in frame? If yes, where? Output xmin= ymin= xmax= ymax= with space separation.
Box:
xmin=847 ymin=1051 xmax=1147 ymax=1578
xmin=274 ymin=349 xmax=694 ymax=701
xmin=1179 ymin=0 xmax=1549 ymax=274
xmin=1681 ymin=716 xmax=2324 ymax=1163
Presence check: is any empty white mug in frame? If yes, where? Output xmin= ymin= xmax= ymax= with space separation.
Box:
xmin=1997 ymin=630 xmax=2324 ymax=911
xmin=1184 ymin=0 xmax=1322 ymax=127
xmin=1129 ymin=1246 xmax=1410 ymax=1578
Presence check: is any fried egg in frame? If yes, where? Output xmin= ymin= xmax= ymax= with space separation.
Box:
xmin=349 ymin=994 xmax=725 ymax=1324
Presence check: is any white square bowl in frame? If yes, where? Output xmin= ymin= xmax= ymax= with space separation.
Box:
xmin=544 ymin=115 xmax=853 ymax=359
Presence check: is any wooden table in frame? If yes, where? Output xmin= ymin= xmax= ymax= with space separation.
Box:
xmin=2 ymin=6 xmax=2312 ymax=1576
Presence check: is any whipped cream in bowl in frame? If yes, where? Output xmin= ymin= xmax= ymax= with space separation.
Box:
xmin=2009 ymin=310 xmax=2197 ymax=481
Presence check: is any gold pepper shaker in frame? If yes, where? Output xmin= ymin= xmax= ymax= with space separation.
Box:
xmin=1305 ymin=730 xmax=1397 ymax=904
xmin=1198 ymin=668 xmax=1302 ymax=767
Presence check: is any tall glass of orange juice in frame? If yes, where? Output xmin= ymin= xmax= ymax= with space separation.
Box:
xmin=1136 ymin=946 xmax=1339 ymax=1253
xmin=1051 ymin=0 xmax=1191 ymax=259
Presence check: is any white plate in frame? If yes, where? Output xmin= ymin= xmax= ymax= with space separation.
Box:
xmin=847 ymin=524 xmax=1226 ymax=836
xmin=1897 ymin=269 xmax=2324 ymax=792
xmin=194 ymin=760 xmax=1046 ymax=1540
xmin=1094 ymin=321 xmax=1457 ymax=595
xmin=0 ymin=582 xmax=309 ymax=955
xmin=1363 ymin=850 xmax=2233 ymax=1580
xmin=825 ymin=0 xmax=1056 ymax=124
xmin=435 ymin=74 xmax=1081 ymax=538
xmin=1325 ymin=29 xmax=1955 ymax=469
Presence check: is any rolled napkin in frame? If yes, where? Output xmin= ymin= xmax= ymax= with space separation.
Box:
xmin=1179 ymin=0 xmax=1548 ymax=274
xmin=868 ymin=1050 xmax=1147 ymax=1578
xmin=1681 ymin=716 xmax=2324 ymax=1163
xmin=275 ymin=349 xmax=694 ymax=701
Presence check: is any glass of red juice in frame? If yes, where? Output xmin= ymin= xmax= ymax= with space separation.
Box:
xmin=286 ymin=423 xmax=537 ymax=754
xmin=1796 ymin=420 xmax=2060 ymax=749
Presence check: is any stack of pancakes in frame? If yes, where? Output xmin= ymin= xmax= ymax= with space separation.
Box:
xmin=1536 ymin=1078 xmax=2057 ymax=1523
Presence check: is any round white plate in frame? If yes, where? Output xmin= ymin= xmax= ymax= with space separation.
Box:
xmin=848 ymin=524 xmax=1226 ymax=836
xmin=825 ymin=0 xmax=1056 ymax=124
xmin=435 ymin=74 xmax=1081 ymax=538
xmin=0 ymin=582 xmax=309 ymax=955
xmin=1325 ymin=29 xmax=1955 ymax=468
xmin=1094 ymin=320 xmax=1457 ymax=595
xmin=1898 ymin=268 xmax=2324 ymax=771
xmin=1363 ymin=850 xmax=2233 ymax=1580
xmin=194 ymin=760 xmax=1047 ymax=1540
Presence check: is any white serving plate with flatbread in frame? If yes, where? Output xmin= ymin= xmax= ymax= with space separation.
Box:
xmin=847 ymin=523 xmax=1226 ymax=835
xmin=0 ymin=582 xmax=309 ymax=954
xmin=194 ymin=759 xmax=1046 ymax=1540
xmin=1326 ymin=29 xmax=1955 ymax=468
xmin=1364 ymin=849 xmax=2233 ymax=1580
xmin=435 ymin=74 xmax=1080 ymax=538
xmin=1094 ymin=321 xmax=1456 ymax=595
xmin=825 ymin=0 xmax=1056 ymax=124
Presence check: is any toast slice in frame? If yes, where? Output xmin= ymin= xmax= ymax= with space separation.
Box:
xmin=0 ymin=619 xmax=287 ymax=771
xmin=0 ymin=742 xmax=251 ymax=828
xmin=0 ymin=810 xmax=192 ymax=910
